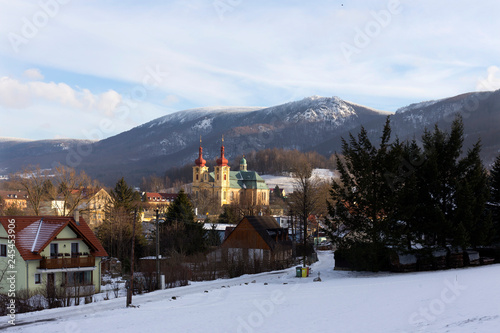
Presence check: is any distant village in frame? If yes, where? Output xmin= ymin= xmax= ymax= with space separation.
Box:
xmin=2 ymin=117 xmax=500 ymax=314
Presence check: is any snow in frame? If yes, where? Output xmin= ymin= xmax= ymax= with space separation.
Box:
xmin=145 ymin=106 xmax=264 ymax=128
xmin=5 ymin=251 xmax=500 ymax=332
xmin=396 ymin=99 xmax=442 ymax=114
xmin=262 ymin=169 xmax=337 ymax=193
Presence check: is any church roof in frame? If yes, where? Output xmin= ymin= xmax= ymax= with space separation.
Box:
xmin=230 ymin=171 xmax=268 ymax=190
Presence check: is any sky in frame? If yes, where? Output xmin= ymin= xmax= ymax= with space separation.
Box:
xmin=1 ymin=0 xmax=500 ymax=140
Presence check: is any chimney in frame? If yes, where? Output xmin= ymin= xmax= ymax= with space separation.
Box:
xmin=74 ymin=210 xmax=80 ymax=225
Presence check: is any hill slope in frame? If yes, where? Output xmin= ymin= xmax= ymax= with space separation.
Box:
xmin=1 ymin=91 xmax=499 ymax=185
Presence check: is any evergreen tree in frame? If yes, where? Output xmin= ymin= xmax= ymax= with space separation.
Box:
xmin=491 ymin=154 xmax=500 ymax=204
xmin=206 ymin=220 xmax=222 ymax=247
xmin=110 ymin=177 xmax=141 ymax=211
xmin=324 ymin=117 xmax=400 ymax=270
xmin=489 ymin=154 xmax=500 ymax=242
xmin=166 ymin=189 xmax=195 ymax=223
xmin=162 ymin=189 xmax=206 ymax=255
xmin=98 ymin=177 xmax=145 ymax=267
xmin=413 ymin=116 xmax=491 ymax=249
xmin=217 ymin=205 xmax=239 ymax=224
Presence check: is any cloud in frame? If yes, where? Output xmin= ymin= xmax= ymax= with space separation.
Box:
xmin=23 ymin=68 xmax=44 ymax=80
xmin=0 ymin=76 xmax=122 ymax=112
xmin=476 ymin=66 xmax=500 ymax=91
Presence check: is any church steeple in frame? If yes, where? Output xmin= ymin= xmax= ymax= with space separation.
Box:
xmin=216 ymin=135 xmax=228 ymax=166
xmin=194 ymin=136 xmax=206 ymax=167
xmin=240 ymin=155 xmax=247 ymax=171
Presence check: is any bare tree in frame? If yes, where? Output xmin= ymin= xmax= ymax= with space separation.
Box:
xmin=140 ymin=175 xmax=167 ymax=192
xmin=288 ymin=160 xmax=322 ymax=267
xmin=52 ymin=164 xmax=92 ymax=216
xmin=11 ymin=166 xmax=51 ymax=215
xmin=191 ymin=189 xmax=222 ymax=216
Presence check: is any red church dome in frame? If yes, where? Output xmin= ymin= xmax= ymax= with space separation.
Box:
xmin=195 ymin=145 xmax=206 ymax=167
xmin=216 ymin=143 xmax=228 ymax=166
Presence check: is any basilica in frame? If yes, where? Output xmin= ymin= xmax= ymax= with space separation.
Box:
xmin=192 ymin=139 xmax=269 ymax=207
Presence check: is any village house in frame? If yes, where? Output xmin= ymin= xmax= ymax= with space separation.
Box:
xmin=39 ymin=188 xmax=112 ymax=229
xmin=221 ymin=216 xmax=292 ymax=265
xmin=0 ymin=190 xmax=29 ymax=211
xmin=141 ymin=192 xmax=178 ymax=222
xmin=0 ymin=214 xmax=107 ymax=297
xmin=77 ymin=188 xmax=112 ymax=229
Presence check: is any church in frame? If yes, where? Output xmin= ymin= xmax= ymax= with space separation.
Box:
xmin=192 ymin=139 xmax=269 ymax=207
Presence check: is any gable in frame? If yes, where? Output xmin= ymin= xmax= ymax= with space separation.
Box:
xmin=57 ymin=225 xmax=78 ymax=239
xmin=0 ymin=216 xmax=108 ymax=260
xmin=222 ymin=218 xmax=271 ymax=250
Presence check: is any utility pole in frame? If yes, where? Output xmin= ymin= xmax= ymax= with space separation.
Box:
xmin=127 ymin=208 xmax=137 ymax=307
xmin=155 ymin=208 xmax=160 ymax=290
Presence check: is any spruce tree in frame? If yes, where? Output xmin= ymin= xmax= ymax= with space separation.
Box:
xmin=166 ymin=189 xmax=195 ymax=224
xmin=324 ymin=117 xmax=400 ymax=270
xmin=489 ymin=154 xmax=500 ymax=242
xmin=164 ymin=189 xmax=206 ymax=255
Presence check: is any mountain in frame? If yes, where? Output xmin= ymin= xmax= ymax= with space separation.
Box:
xmin=1 ymin=91 xmax=499 ymax=185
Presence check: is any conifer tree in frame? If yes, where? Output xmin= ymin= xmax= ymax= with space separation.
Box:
xmin=324 ymin=117 xmax=400 ymax=270
xmin=489 ymin=154 xmax=500 ymax=241
xmin=166 ymin=189 xmax=195 ymax=224
xmin=163 ymin=189 xmax=206 ymax=255
xmin=414 ymin=116 xmax=491 ymax=248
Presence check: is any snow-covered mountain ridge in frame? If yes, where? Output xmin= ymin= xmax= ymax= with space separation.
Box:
xmin=2 ymin=90 xmax=499 ymax=185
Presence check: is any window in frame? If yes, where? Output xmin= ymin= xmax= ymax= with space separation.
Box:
xmin=35 ymin=274 xmax=41 ymax=284
xmin=224 ymin=174 xmax=227 ymax=180
xmin=50 ymin=243 xmax=58 ymax=258
xmin=67 ymin=271 xmax=92 ymax=286
xmin=0 ymin=244 xmax=6 ymax=257
xmin=71 ymin=243 xmax=79 ymax=256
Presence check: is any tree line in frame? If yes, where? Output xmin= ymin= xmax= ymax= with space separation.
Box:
xmin=323 ymin=115 xmax=500 ymax=271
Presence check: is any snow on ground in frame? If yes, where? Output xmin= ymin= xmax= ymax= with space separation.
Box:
xmin=3 ymin=252 xmax=500 ymax=332
xmin=262 ymin=169 xmax=337 ymax=194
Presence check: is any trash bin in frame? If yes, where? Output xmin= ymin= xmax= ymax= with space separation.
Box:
xmin=301 ymin=267 xmax=309 ymax=277
xmin=296 ymin=266 xmax=302 ymax=277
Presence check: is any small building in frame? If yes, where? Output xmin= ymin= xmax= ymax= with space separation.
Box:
xmin=77 ymin=188 xmax=112 ymax=229
xmin=221 ymin=216 xmax=292 ymax=264
xmin=141 ymin=192 xmax=178 ymax=222
xmin=0 ymin=214 xmax=108 ymax=297
xmin=0 ymin=190 xmax=29 ymax=211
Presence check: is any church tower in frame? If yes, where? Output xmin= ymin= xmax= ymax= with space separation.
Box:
xmin=239 ymin=155 xmax=247 ymax=171
xmin=192 ymin=138 xmax=208 ymax=198
xmin=214 ymin=136 xmax=230 ymax=205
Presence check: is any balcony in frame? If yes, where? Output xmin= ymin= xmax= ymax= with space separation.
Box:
xmin=39 ymin=254 xmax=95 ymax=270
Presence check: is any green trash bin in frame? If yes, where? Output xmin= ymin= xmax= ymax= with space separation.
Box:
xmin=296 ymin=266 xmax=302 ymax=277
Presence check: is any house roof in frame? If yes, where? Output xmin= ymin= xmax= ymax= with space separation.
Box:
xmin=0 ymin=216 xmax=108 ymax=261
xmin=0 ymin=190 xmax=29 ymax=200
xmin=224 ymin=216 xmax=291 ymax=251
xmin=143 ymin=192 xmax=178 ymax=203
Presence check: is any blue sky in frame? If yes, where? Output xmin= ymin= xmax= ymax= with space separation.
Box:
xmin=1 ymin=0 xmax=499 ymax=140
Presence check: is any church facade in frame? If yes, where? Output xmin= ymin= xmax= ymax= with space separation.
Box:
xmin=192 ymin=140 xmax=269 ymax=207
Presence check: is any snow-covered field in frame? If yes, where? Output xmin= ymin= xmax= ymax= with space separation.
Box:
xmin=3 ymin=251 xmax=500 ymax=332
xmin=262 ymin=169 xmax=337 ymax=193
